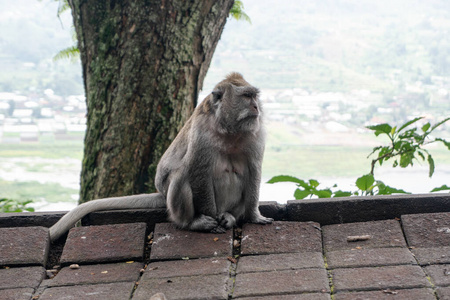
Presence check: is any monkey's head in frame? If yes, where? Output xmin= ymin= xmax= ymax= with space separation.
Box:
xmin=208 ymin=73 xmax=262 ymax=135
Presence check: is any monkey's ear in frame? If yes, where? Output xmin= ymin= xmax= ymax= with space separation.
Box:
xmin=212 ymin=90 xmax=223 ymax=102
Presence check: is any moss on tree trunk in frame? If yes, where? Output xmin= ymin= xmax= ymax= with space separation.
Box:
xmin=70 ymin=0 xmax=234 ymax=202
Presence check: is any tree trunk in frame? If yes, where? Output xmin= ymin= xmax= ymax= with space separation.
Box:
xmin=69 ymin=0 xmax=234 ymax=203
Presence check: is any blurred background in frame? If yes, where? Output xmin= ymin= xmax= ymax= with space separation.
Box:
xmin=1 ymin=0 xmax=449 ymax=210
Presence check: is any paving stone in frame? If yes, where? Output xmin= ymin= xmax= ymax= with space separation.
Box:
xmin=39 ymin=282 xmax=135 ymax=300
xmin=236 ymin=252 xmax=324 ymax=273
xmin=402 ymin=212 xmax=450 ymax=248
xmin=0 ymin=226 xmax=49 ymax=266
xmin=326 ymin=247 xmax=416 ymax=269
xmin=240 ymin=221 xmax=322 ymax=255
xmin=143 ymin=257 xmax=230 ymax=279
xmin=0 ymin=266 xmax=45 ymax=290
xmin=237 ymin=294 xmax=331 ymax=300
xmin=0 ymin=288 xmax=34 ymax=300
xmin=412 ymin=247 xmax=450 ymax=265
xmin=233 ymin=269 xmax=330 ymax=298
xmin=48 ymin=261 xmax=143 ymax=287
xmin=437 ymin=286 xmax=450 ymax=299
xmin=424 ymin=264 xmax=450 ymax=287
xmin=334 ymin=288 xmax=436 ymax=300
xmin=150 ymin=223 xmax=232 ymax=260
xmin=331 ymin=265 xmax=431 ymax=292
xmin=60 ymin=223 xmax=146 ymax=265
xmin=134 ymin=274 xmax=229 ymax=300
xmin=322 ymin=220 xmax=406 ymax=252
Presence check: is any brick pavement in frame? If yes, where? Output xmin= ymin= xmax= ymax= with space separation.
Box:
xmin=0 ymin=208 xmax=449 ymax=299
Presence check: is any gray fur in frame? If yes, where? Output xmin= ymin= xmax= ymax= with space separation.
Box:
xmin=49 ymin=73 xmax=272 ymax=242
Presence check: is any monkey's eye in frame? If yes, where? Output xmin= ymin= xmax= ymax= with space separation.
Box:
xmin=243 ymin=92 xmax=254 ymax=98
xmin=212 ymin=91 xmax=222 ymax=101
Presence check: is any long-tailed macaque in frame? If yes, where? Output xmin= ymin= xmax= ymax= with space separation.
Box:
xmin=49 ymin=73 xmax=273 ymax=242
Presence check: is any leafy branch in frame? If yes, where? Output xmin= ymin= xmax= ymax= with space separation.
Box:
xmin=367 ymin=117 xmax=450 ymax=177
xmin=268 ymin=117 xmax=450 ymax=199
xmin=229 ymin=0 xmax=251 ymax=23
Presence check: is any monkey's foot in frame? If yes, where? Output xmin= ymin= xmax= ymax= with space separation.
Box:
xmin=250 ymin=215 xmax=274 ymax=224
xmin=217 ymin=212 xmax=236 ymax=229
xmin=211 ymin=226 xmax=227 ymax=234
xmin=188 ymin=214 xmax=219 ymax=232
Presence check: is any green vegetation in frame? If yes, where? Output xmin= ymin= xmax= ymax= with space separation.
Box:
xmin=268 ymin=118 xmax=450 ymax=198
xmin=0 ymin=198 xmax=34 ymax=213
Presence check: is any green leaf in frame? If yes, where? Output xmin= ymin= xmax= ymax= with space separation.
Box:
xmin=397 ymin=117 xmax=423 ymax=133
xmin=430 ymin=185 xmax=450 ymax=192
xmin=430 ymin=117 xmax=450 ymax=133
xmin=294 ymin=189 xmax=312 ymax=200
xmin=53 ymin=45 xmax=80 ymax=62
xmin=314 ymin=189 xmax=333 ymax=198
xmin=417 ymin=151 xmax=425 ymax=161
xmin=56 ymin=0 xmax=71 ymax=17
xmin=427 ymin=155 xmax=435 ymax=177
xmin=267 ymin=175 xmax=306 ymax=185
xmin=421 ymin=123 xmax=431 ymax=132
xmin=356 ymin=174 xmax=375 ymax=191
xmin=399 ymin=128 xmax=418 ymax=139
xmin=393 ymin=141 xmax=402 ymax=151
xmin=366 ymin=123 xmax=392 ymax=136
xmin=399 ymin=152 xmax=414 ymax=168
xmin=229 ymin=0 xmax=252 ymax=23
xmin=390 ymin=126 xmax=397 ymax=136
xmin=376 ymin=181 xmax=410 ymax=195
xmin=436 ymin=138 xmax=450 ymax=151
xmin=308 ymin=179 xmax=320 ymax=188
xmin=333 ymin=191 xmax=352 ymax=197
xmin=367 ymin=146 xmax=383 ymax=158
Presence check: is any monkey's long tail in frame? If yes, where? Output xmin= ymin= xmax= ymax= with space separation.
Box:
xmin=49 ymin=193 xmax=166 ymax=242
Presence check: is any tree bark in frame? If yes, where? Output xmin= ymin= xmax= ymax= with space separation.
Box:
xmin=69 ymin=0 xmax=234 ymax=203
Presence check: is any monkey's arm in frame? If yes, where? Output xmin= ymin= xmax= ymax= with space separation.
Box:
xmin=49 ymin=193 xmax=166 ymax=242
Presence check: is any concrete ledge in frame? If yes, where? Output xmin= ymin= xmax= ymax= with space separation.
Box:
xmin=0 ymin=211 xmax=66 ymax=228
xmin=0 ymin=194 xmax=448 ymax=231
xmin=286 ymin=193 xmax=450 ymax=225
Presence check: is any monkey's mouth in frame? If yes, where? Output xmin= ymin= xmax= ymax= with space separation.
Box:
xmin=238 ymin=111 xmax=259 ymax=122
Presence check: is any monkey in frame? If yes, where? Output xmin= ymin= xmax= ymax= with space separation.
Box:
xmin=49 ymin=72 xmax=273 ymax=242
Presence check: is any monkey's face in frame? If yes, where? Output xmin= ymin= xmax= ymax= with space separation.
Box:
xmin=211 ymin=84 xmax=262 ymax=135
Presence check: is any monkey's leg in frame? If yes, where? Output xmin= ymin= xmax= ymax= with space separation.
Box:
xmin=167 ymin=179 xmax=224 ymax=232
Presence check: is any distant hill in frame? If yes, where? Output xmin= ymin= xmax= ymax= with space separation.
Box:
xmin=0 ymin=0 xmax=83 ymax=96
xmin=203 ymin=0 xmax=450 ymax=95
xmin=1 ymin=0 xmax=450 ymax=116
